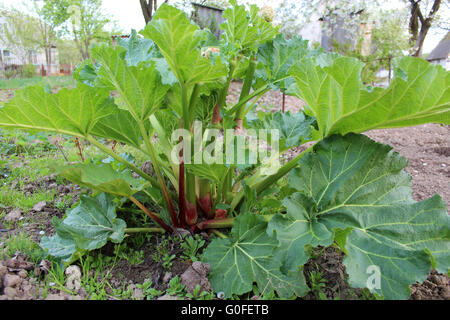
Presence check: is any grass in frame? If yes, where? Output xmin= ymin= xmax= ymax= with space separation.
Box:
xmin=0 ymin=133 xmax=103 ymax=211
xmin=0 ymin=75 xmax=74 ymax=90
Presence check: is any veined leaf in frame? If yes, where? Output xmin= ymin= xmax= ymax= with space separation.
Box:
xmin=0 ymin=84 xmax=117 ymax=137
xmin=267 ymin=193 xmax=334 ymax=273
xmin=186 ymin=163 xmax=228 ymax=184
xmin=117 ymin=29 xmax=159 ymax=66
xmin=54 ymin=163 xmax=149 ymax=197
xmin=91 ymin=44 xmax=169 ymax=120
xmin=246 ymin=110 xmax=318 ymax=152
xmin=220 ymin=0 xmax=278 ymax=55
xmin=290 ymin=55 xmax=450 ymax=137
xmin=73 ymin=59 xmax=100 ymax=87
xmin=54 ymin=193 xmax=126 ymax=251
xmin=40 ymin=233 xmax=78 ymax=263
xmin=140 ymin=4 xmax=227 ymax=87
xmin=202 ymin=214 xmax=308 ymax=298
xmin=91 ymin=109 xmax=143 ymax=148
xmin=271 ymin=134 xmax=450 ymax=299
xmin=256 ymin=34 xmax=319 ymax=90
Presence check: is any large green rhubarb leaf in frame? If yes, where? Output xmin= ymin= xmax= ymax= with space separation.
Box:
xmin=117 ymin=29 xmax=159 ymax=66
xmin=53 ymin=193 xmax=126 ymax=251
xmin=91 ymin=44 xmax=169 ymax=120
xmin=91 ymin=109 xmax=143 ymax=148
xmin=40 ymin=233 xmax=78 ymax=263
xmin=185 ymin=163 xmax=229 ymax=184
xmin=220 ymin=0 xmax=278 ymax=55
xmin=290 ymin=55 xmax=450 ymax=137
xmin=140 ymin=4 xmax=227 ymax=87
xmin=40 ymin=193 xmax=126 ymax=262
xmin=0 ymin=84 xmax=117 ymax=137
xmin=270 ymin=133 xmax=450 ymax=299
xmin=202 ymin=214 xmax=307 ymax=298
xmin=256 ymin=34 xmax=319 ymax=90
xmin=267 ymin=192 xmax=334 ymax=274
xmin=54 ymin=163 xmax=149 ymax=197
xmin=246 ymin=110 xmax=318 ymax=152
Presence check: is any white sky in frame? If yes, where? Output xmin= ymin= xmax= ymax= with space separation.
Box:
xmin=0 ymin=0 xmax=447 ymax=53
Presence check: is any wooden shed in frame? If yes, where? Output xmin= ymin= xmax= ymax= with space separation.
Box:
xmin=191 ymin=2 xmax=225 ymax=39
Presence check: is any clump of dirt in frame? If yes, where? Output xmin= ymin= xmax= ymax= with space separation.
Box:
xmin=410 ymin=270 xmax=450 ymax=300
xmin=302 ymin=246 xmax=366 ymax=300
xmin=181 ymin=261 xmax=211 ymax=294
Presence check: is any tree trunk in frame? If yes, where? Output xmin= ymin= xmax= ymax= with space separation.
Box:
xmin=140 ymin=0 xmax=153 ymax=24
xmin=408 ymin=0 xmax=442 ymax=57
xmin=140 ymin=0 xmax=167 ymax=24
xmin=47 ymin=47 xmax=52 ymax=75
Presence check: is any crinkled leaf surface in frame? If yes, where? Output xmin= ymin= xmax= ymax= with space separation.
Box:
xmin=54 ymin=163 xmax=148 ymax=197
xmin=0 ymin=84 xmax=117 ymax=137
xmin=40 ymin=233 xmax=78 ymax=263
xmin=202 ymin=214 xmax=307 ymax=298
xmin=117 ymin=29 xmax=159 ymax=66
xmin=73 ymin=59 xmax=100 ymax=87
xmin=256 ymin=34 xmax=319 ymax=90
xmin=246 ymin=110 xmax=318 ymax=152
xmin=267 ymin=192 xmax=334 ymax=274
xmin=270 ymin=133 xmax=450 ymax=299
xmin=91 ymin=109 xmax=144 ymax=148
xmin=91 ymin=44 xmax=169 ymax=120
xmin=220 ymin=0 xmax=278 ymax=55
xmin=186 ymin=163 xmax=228 ymax=184
xmin=140 ymin=4 xmax=227 ymax=87
xmin=290 ymin=55 xmax=450 ymax=137
xmin=54 ymin=193 xmax=126 ymax=251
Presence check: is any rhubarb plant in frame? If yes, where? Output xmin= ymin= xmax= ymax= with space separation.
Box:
xmin=0 ymin=1 xmax=449 ymax=300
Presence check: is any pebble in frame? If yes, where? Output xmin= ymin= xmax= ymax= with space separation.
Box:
xmin=32 ymin=201 xmax=47 ymax=212
xmin=163 ymin=272 xmax=172 ymax=284
xmin=3 ymin=274 xmax=22 ymax=288
xmin=5 ymin=209 xmax=22 ymax=222
xmin=45 ymin=293 xmax=65 ymax=300
xmin=157 ymin=294 xmax=180 ymax=300
xmin=18 ymin=270 xmax=28 ymax=278
xmin=4 ymin=287 xmax=17 ymax=298
xmin=65 ymin=265 xmax=81 ymax=291
xmin=132 ymin=288 xmax=144 ymax=300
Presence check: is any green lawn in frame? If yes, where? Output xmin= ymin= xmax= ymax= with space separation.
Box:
xmin=0 ymin=75 xmax=74 ymax=90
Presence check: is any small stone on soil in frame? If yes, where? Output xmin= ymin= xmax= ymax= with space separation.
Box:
xmin=32 ymin=201 xmax=47 ymax=212
xmin=180 ymin=262 xmax=211 ymax=294
xmin=5 ymin=209 xmax=22 ymax=222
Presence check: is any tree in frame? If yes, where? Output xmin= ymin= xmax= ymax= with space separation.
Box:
xmin=57 ymin=39 xmax=82 ymax=66
xmin=1 ymin=7 xmax=57 ymax=73
xmin=405 ymin=0 xmax=443 ymax=57
xmin=139 ymin=0 xmax=168 ymax=24
xmin=42 ymin=0 xmax=111 ymax=59
xmin=371 ymin=9 xmax=410 ymax=58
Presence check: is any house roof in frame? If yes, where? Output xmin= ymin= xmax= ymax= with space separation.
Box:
xmin=191 ymin=2 xmax=224 ymax=12
xmin=426 ymin=31 xmax=450 ymax=61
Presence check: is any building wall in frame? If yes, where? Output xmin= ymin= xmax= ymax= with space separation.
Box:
xmin=430 ymin=57 xmax=450 ymax=71
xmin=0 ymin=13 xmax=59 ymax=75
